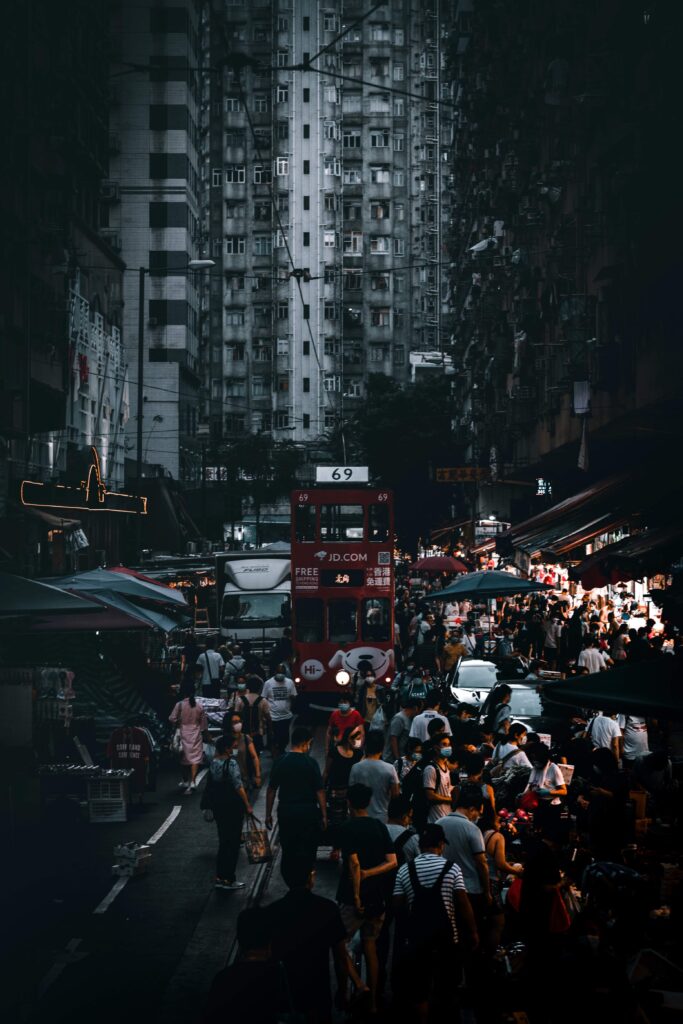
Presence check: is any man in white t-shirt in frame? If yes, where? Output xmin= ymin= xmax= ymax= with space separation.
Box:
xmin=409 ymin=694 xmax=452 ymax=742
xmin=577 ymin=638 xmax=607 ymax=674
xmin=196 ymin=639 xmax=225 ymax=697
xmin=617 ymin=715 xmax=649 ymax=765
xmin=262 ymin=671 xmax=297 ymax=756
xmin=586 ymin=712 xmax=621 ymax=760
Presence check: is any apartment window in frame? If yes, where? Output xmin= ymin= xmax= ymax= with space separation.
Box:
xmin=370 ymin=201 xmax=390 ymax=220
xmin=254 ymin=129 xmax=270 ymax=150
xmin=393 ymin=132 xmax=405 ymax=152
xmin=368 ymin=93 xmax=390 ymax=113
xmin=303 ymin=231 xmax=310 ymax=247
xmin=369 ymin=346 xmax=388 ymax=362
xmin=303 ymin=413 xmax=310 ymax=429
xmin=276 ymin=157 xmax=289 ymax=176
xmin=371 ymin=274 xmax=389 ymax=290
xmin=370 ymin=236 xmax=390 ymax=254
xmin=253 ymin=234 xmax=272 ymax=256
xmin=224 ymin=96 xmax=241 ymax=113
xmin=254 ymin=201 xmax=271 ymax=222
xmin=324 ymin=157 xmax=340 ymax=176
xmin=254 ymin=94 xmax=269 ymax=113
xmin=276 ymin=338 xmax=289 ymax=356
xmin=323 ymin=374 xmax=341 ymax=392
xmin=303 ymin=339 xmax=310 ymax=354
xmin=225 ymin=274 xmax=245 ymax=291
xmin=324 ymin=120 xmax=338 ymax=140
xmin=274 ymin=411 xmax=290 ymax=429
xmin=324 ymin=194 xmax=336 ymax=212
xmin=343 ymin=272 xmax=363 ymax=291
xmin=393 ymin=169 xmax=405 ymax=186
xmin=227 ymin=344 xmax=245 ymax=361
xmin=343 ymin=93 xmax=362 ymax=114
xmin=343 ymin=128 xmax=361 ymax=149
xmin=150 ymin=154 xmax=187 ymax=179
xmin=324 ymin=86 xmax=338 ymax=103
xmin=371 ymin=24 xmax=391 ymax=42
xmin=324 ymin=13 xmax=338 ymax=31
xmin=148 ymin=300 xmax=188 ymax=325
xmin=394 ymin=345 xmax=405 ymax=365
xmin=324 ymin=411 xmax=336 ymax=429
xmin=343 ymin=202 xmax=361 ymax=220
xmin=277 ymin=375 xmax=290 ymax=392
xmin=370 ymin=129 xmax=390 ymax=148
xmin=252 ymin=376 xmax=267 ymax=397
xmin=324 ymin=337 xmax=339 ymax=356
xmin=343 ymin=168 xmax=362 ymax=185
xmin=303 ymin=195 xmax=310 ymax=211
xmin=371 ymin=307 xmax=390 ymax=327
xmin=393 ymin=63 xmax=405 ymax=81
xmin=393 ymin=97 xmax=405 ymax=116
xmin=322 ymin=230 xmax=336 ymax=249
xmin=277 ymin=301 xmax=289 ymax=320
xmin=254 ymin=345 xmax=272 ymax=362
xmin=254 ymin=304 xmax=270 ymax=322
xmin=346 ymin=379 xmax=363 ymax=398
xmin=303 ymin=123 xmax=310 ymax=139
xmin=370 ymin=59 xmax=389 ymax=78
xmin=149 ymin=104 xmax=190 ymax=130
xmin=226 ymin=378 xmax=246 ymax=397
xmin=225 ymin=164 xmax=246 ymax=183
xmin=253 ymin=164 xmax=272 ymax=185
xmin=302 ymin=303 xmax=310 ymax=320
xmin=211 ymin=238 xmax=222 ymax=258
xmin=277 ymin=50 xmax=288 ymax=68
xmin=303 ymin=377 xmax=310 ymax=393
xmin=278 ymin=193 xmax=288 ymax=214
xmin=303 ymin=160 xmax=310 ymax=174
xmin=278 ymin=16 xmax=288 ymax=31
xmin=395 ymin=202 xmax=405 ymax=221
xmin=277 ymin=122 xmax=289 ymax=143
xmin=394 ymin=308 xmax=404 ymax=330
xmin=393 ymin=238 xmax=405 ymax=256
xmin=324 ymin=303 xmax=339 ymax=320
xmin=149 ymin=250 xmax=191 ymax=272
xmin=324 ymin=268 xmax=335 ymax=285
xmin=303 ymin=88 xmax=310 ymax=102
xmin=212 ymin=168 xmax=222 ymax=187
xmin=343 ymin=231 xmax=363 ymax=254
xmin=303 ymin=16 xmax=310 ymax=30
xmin=149 ymin=202 xmax=189 ymax=229
xmin=225 ymin=308 xmax=245 ymax=326
xmin=277 ymin=84 xmax=288 ymax=103
xmin=370 ymin=166 xmax=390 ymax=184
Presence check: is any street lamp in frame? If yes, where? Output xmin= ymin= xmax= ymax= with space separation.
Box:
xmin=136 ymin=258 xmax=215 ymax=490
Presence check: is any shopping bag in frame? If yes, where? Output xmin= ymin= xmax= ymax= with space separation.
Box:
xmin=171 ymin=727 xmax=183 ymax=755
xmin=243 ymin=814 xmax=272 ymax=864
xmin=369 ymin=704 xmax=386 ymax=732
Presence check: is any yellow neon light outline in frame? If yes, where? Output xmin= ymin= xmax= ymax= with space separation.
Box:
xmin=20 ymin=446 xmax=148 ymax=515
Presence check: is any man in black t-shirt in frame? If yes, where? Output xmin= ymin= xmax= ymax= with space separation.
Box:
xmin=202 ymin=907 xmax=278 ymax=1024
xmin=267 ymin=858 xmax=368 ymax=1023
xmin=266 ymin=726 xmax=327 ymax=878
xmin=333 ymin=783 xmax=397 ymax=1015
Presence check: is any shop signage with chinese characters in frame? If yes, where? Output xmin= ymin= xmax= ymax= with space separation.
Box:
xmin=436 ymin=467 xmax=490 ymax=483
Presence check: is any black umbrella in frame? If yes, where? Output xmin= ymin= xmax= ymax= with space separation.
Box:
xmin=433 ymin=570 xmax=552 ymax=600
xmin=0 ymin=573 xmax=99 ymax=615
xmin=540 ymin=658 xmax=683 ymax=719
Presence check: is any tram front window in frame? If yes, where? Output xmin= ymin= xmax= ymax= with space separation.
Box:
xmin=362 ymin=598 xmax=391 ymax=642
xmin=328 ymin=599 xmax=358 ymax=643
xmin=294 ymin=598 xmax=324 ymax=642
xmin=320 ymin=504 xmax=364 ymax=541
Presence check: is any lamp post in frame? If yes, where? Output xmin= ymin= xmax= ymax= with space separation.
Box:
xmin=135 ymin=258 xmax=215 ymax=555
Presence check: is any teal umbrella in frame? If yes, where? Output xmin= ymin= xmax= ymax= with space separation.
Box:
xmin=433 ymin=570 xmax=551 ymax=600
xmin=541 ymin=658 xmax=682 ymax=719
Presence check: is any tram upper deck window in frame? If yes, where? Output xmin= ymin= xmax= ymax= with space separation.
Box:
xmin=362 ymin=598 xmax=391 ymax=642
xmin=295 ymin=503 xmax=316 ymax=542
xmin=328 ymin=599 xmax=357 ymax=642
xmin=294 ymin=598 xmax=324 ymax=642
xmin=320 ymin=504 xmax=364 ymax=542
xmin=369 ymin=503 xmax=390 ymax=543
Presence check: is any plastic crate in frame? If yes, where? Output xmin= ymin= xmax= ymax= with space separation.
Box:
xmin=87 ymin=779 xmax=128 ymax=802
xmin=89 ymin=799 xmax=128 ymax=823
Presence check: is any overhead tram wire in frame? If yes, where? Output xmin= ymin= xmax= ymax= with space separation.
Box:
xmin=306 ymin=2 xmax=386 ymax=66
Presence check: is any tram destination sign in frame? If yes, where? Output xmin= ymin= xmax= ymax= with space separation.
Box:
xmin=315 ymin=466 xmax=369 ymax=484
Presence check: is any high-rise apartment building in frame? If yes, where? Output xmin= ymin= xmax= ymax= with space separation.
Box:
xmin=201 ymin=0 xmax=454 ymax=448
xmin=108 ymin=0 xmax=203 ymax=482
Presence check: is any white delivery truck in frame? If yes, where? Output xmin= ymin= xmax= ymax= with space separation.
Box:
xmin=216 ymin=551 xmax=291 ymax=654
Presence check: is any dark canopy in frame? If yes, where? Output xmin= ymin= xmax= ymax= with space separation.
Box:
xmin=433 ymin=570 xmax=551 ymax=600
xmin=541 ymin=658 xmax=683 ymax=719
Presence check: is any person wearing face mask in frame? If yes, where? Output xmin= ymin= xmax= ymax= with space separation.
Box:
xmin=233 ymin=676 xmax=270 ymax=755
xmin=223 ymin=711 xmax=261 ymax=791
xmin=394 ymin=736 xmax=423 ymax=783
xmin=326 ymin=697 xmax=364 ymax=751
xmin=357 ymin=672 xmax=385 ymax=730
xmin=439 ymin=785 xmax=491 ymax=929
xmin=422 ymin=734 xmax=455 ymax=823
xmin=323 ymin=725 xmax=363 ymax=836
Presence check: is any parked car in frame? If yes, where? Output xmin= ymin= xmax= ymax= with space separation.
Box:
xmin=448 ymin=658 xmax=499 ymax=705
xmin=477 ymin=683 xmax=581 ymax=751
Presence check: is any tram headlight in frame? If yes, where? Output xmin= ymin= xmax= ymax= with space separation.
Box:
xmin=335 ymin=670 xmax=351 ymax=687
xmin=385 ymin=676 xmax=391 ymax=683
xmin=294 ymin=677 xmax=301 ymax=684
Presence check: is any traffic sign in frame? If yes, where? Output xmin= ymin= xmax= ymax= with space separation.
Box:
xmin=435 ymin=467 xmax=490 ymax=483
xmin=315 ymin=466 xmax=369 ymax=483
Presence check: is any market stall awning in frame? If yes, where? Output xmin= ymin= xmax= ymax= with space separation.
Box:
xmin=433 ymin=569 xmax=551 ymax=600
xmin=79 ymin=589 xmax=186 ymax=633
xmin=541 ymin=658 xmax=683 ymax=719
xmin=24 ymin=601 xmax=151 ymax=633
xmin=45 ymin=568 xmax=188 ymax=608
xmin=569 ymin=524 xmax=683 ymax=589
xmin=0 ymin=573 xmax=99 ymax=615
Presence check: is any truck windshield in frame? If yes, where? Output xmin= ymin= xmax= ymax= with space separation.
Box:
xmin=222 ymin=593 xmax=291 ymax=629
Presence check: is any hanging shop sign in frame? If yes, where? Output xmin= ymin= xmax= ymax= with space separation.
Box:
xmin=436 ymin=467 xmax=490 ymax=483
xmin=21 ymin=447 xmax=147 ymax=515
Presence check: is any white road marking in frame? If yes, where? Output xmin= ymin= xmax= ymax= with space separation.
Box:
xmin=37 ymin=938 xmax=86 ymax=997
xmin=147 ymin=803 xmax=182 ymax=845
xmin=195 ymin=767 xmax=208 ymax=786
xmin=93 ymin=803 xmax=183 ymax=914
xmin=93 ymin=875 xmax=129 ymax=915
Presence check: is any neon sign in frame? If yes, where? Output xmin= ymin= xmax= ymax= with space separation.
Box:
xmin=21 ymin=447 xmax=147 ymax=515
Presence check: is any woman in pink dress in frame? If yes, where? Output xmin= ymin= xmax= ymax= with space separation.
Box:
xmin=170 ymin=680 xmax=208 ymax=792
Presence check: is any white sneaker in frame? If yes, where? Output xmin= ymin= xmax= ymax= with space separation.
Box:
xmin=177 ymin=781 xmax=188 ymax=790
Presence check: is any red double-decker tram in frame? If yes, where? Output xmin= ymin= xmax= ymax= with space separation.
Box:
xmin=290 ymin=481 xmax=395 ymax=709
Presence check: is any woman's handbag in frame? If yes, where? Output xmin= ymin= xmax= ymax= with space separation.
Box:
xmin=243 ymin=814 xmax=272 ymax=864
xmin=171 ymin=704 xmax=183 ymax=754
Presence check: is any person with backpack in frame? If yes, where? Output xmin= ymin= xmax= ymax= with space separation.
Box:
xmin=409 ymin=692 xmax=452 ymax=744
xmin=196 ymin=637 xmax=225 ymax=698
xmin=393 ymin=823 xmax=478 ymax=1023
xmin=395 ymin=736 xmax=423 ymax=784
xmin=233 ymin=676 xmax=270 ymax=755
xmin=223 ymin=645 xmax=246 ymax=690
xmin=377 ymin=794 xmax=420 ymax=998
xmin=201 ymin=736 xmax=253 ymax=890
xmin=482 ymin=683 xmax=513 ymax=739
xmin=423 ymin=733 xmax=455 ymax=823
